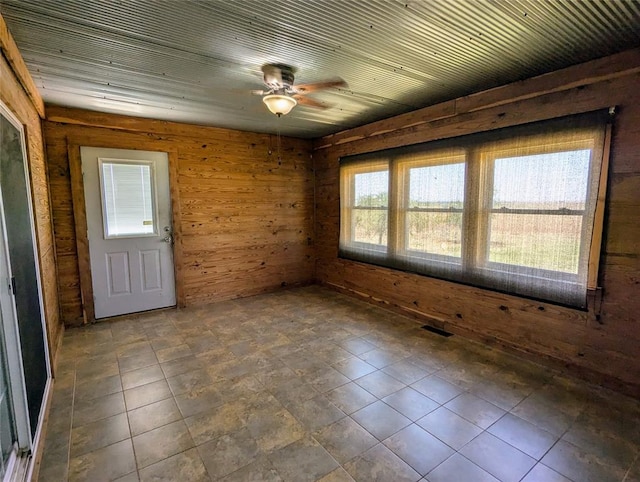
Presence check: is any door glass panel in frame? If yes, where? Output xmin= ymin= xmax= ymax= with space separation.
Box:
xmin=1 ymin=104 xmax=47 ymax=438
xmin=0 ymin=309 xmax=17 ymax=478
xmin=100 ymin=160 xmax=157 ymax=238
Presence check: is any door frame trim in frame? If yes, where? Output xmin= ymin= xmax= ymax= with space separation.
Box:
xmin=0 ymin=99 xmax=53 ymax=474
xmin=67 ymin=137 xmax=184 ymax=323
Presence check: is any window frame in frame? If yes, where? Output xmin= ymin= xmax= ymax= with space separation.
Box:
xmin=339 ymin=161 xmax=390 ymax=256
xmin=474 ymin=134 xmax=601 ymax=283
xmin=395 ymin=150 xmax=467 ymax=269
xmin=338 ymin=112 xmax=610 ymax=309
xmin=98 ymin=158 xmax=159 ymax=240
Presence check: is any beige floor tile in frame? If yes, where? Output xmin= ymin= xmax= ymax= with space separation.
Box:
xmin=426 ymin=453 xmax=499 ymax=482
xmin=382 ymin=358 xmax=432 ymax=385
xmin=540 ymin=439 xmax=628 ymax=482
xmin=314 ymin=417 xmax=378 ymax=464
xmin=383 ymin=386 xmax=440 ymax=421
xmin=113 ymin=472 xmax=140 ymax=482
xmin=286 ymin=394 xmax=346 ymax=431
xmin=343 ymin=443 xmax=421 ymax=482
xmin=460 ymin=431 xmax=536 ymax=482
xmin=268 ymin=436 xmax=339 ymax=482
xmin=354 ymin=370 xmax=405 ymax=399
xmin=197 ymin=427 xmax=260 ymax=479
xmin=411 ymin=375 xmax=463 ymax=404
xmin=70 ymin=412 xmax=130 ymax=458
xmin=133 ymin=420 xmax=194 ymax=469
xmin=417 ymin=407 xmax=482 ymax=450
xmin=68 ymin=439 xmax=137 ymax=482
xmin=332 ymin=357 xmax=377 ymax=380
xmin=121 ymin=364 xmax=165 ymax=390
xmin=138 ymin=448 xmax=209 ymax=482
xmin=317 ymin=467 xmax=356 ymax=482
xmin=352 ymin=401 xmax=411 ymax=441
xmin=185 ymin=402 xmax=245 ymax=445
xmin=488 ymin=413 xmax=558 ymax=459
xmin=128 ymin=398 xmax=182 ymax=436
xmin=326 ymin=382 xmax=378 ymax=415
xmin=383 ymin=423 xmax=454 ymax=475
xmin=219 ymin=456 xmax=282 ymax=482
xmin=166 ymin=368 xmax=215 ymax=396
xmin=118 ymin=351 xmax=159 ymax=373
xmin=160 ymin=355 xmax=207 ymax=378
xmin=73 ymin=391 xmax=126 ymax=427
xmin=246 ymin=407 xmax=306 ymax=453
xmin=521 ymin=463 xmax=573 ymax=482
xmin=155 ymin=344 xmax=193 ymax=363
xmin=124 ymin=379 xmax=172 ymax=410
xmin=305 ymin=366 xmax=351 ymax=393
xmin=444 ymin=392 xmax=506 ymax=429
xmin=39 ymin=287 xmax=640 ymax=482
xmin=74 ymin=374 xmax=122 ymax=402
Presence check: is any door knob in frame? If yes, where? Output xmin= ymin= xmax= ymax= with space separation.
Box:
xmin=163 ymin=234 xmax=173 ymax=245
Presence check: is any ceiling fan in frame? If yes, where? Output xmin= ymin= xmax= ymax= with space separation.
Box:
xmin=253 ymin=63 xmax=346 ymax=116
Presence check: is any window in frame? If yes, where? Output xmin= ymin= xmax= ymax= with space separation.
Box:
xmin=99 ymin=159 xmax=157 ymax=238
xmin=340 ymin=161 xmax=389 ymax=256
xmin=398 ymin=150 xmax=466 ymax=265
xmin=339 ymin=113 xmax=609 ymax=308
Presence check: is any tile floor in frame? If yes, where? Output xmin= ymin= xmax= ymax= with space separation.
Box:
xmin=37 ymin=286 xmax=640 ymax=482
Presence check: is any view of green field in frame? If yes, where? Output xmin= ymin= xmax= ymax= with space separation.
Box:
xmin=488 ymin=213 xmax=581 ymax=273
xmin=352 ymin=205 xmax=582 ymax=274
xmin=406 ymin=211 xmax=462 ymax=257
xmin=353 ymin=208 xmax=388 ymax=246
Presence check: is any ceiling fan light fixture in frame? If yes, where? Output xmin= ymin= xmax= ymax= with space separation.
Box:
xmin=262 ymin=94 xmax=297 ymax=116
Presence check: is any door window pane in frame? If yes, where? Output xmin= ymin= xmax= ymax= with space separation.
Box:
xmin=101 ymin=161 xmax=156 ymax=237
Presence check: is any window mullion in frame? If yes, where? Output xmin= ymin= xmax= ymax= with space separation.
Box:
xmin=388 ymin=158 xmax=401 ymax=258
xmin=339 ymin=168 xmax=351 ymax=247
xmin=462 ymin=148 xmax=484 ymax=271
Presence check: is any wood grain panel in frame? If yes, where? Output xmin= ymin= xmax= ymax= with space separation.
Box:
xmin=44 ymin=108 xmax=314 ymax=324
xmin=0 ymin=14 xmax=45 ymax=117
xmin=0 ymin=51 xmax=62 ymax=364
xmin=314 ymin=53 xmax=640 ymax=398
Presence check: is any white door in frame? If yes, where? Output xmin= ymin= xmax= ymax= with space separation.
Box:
xmin=81 ymin=147 xmax=176 ymax=319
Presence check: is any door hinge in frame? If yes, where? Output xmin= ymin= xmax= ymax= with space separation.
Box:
xmin=9 ymin=276 xmax=16 ymax=295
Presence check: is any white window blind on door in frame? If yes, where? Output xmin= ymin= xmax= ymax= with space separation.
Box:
xmin=100 ymin=160 xmax=157 ymax=238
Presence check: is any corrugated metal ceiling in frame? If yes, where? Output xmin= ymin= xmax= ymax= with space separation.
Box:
xmin=1 ymin=0 xmax=639 ymax=138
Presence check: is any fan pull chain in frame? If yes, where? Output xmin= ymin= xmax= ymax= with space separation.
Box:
xmin=277 ymin=117 xmax=282 ymax=162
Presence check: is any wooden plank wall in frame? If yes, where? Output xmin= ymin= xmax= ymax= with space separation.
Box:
xmin=314 ymin=49 xmax=640 ymax=398
xmin=44 ymin=107 xmax=315 ymax=325
xmin=0 ymin=44 xmax=62 ymax=362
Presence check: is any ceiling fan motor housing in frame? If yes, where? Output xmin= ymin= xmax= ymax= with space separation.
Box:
xmin=262 ymin=63 xmax=296 ymax=90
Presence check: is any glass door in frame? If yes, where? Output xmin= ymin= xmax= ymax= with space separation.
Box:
xmin=0 ymin=308 xmax=17 ymax=478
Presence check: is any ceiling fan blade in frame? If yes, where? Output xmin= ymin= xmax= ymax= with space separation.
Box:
xmin=293 ymin=95 xmax=329 ymax=109
xmin=250 ymin=89 xmax=266 ymax=95
xmin=294 ymin=78 xmax=346 ymax=94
